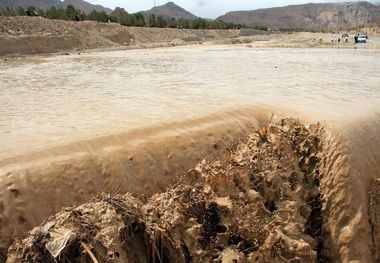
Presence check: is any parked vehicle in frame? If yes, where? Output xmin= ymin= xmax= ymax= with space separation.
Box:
xmin=26 ymin=10 xmax=39 ymax=17
xmin=357 ymin=35 xmax=367 ymax=43
xmin=355 ymin=35 xmax=367 ymax=44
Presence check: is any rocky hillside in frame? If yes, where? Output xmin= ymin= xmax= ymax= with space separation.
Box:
xmin=142 ymin=2 xmax=197 ymax=20
xmin=219 ymin=1 xmax=380 ymax=30
xmin=0 ymin=0 xmax=112 ymax=13
xmin=60 ymin=0 xmax=111 ymax=14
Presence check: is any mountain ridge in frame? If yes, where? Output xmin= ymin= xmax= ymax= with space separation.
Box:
xmin=218 ymin=1 xmax=380 ymax=30
xmin=142 ymin=2 xmax=198 ymax=20
xmin=0 ymin=0 xmax=112 ymax=14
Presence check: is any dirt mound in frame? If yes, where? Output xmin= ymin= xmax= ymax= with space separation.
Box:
xmin=7 ymin=119 xmax=327 ymax=262
xmin=0 ymin=17 xmax=242 ymax=56
xmin=0 ymin=17 xmax=133 ymax=56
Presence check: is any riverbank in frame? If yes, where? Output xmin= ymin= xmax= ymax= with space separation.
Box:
xmin=1 ymin=16 xmax=379 ymax=58
xmin=0 ymin=16 xmax=264 ymax=56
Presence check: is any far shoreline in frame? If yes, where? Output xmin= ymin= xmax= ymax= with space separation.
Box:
xmin=1 ymin=17 xmax=379 ymax=59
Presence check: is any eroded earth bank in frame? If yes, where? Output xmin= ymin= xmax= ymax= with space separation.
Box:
xmin=5 ymin=118 xmax=380 ymax=262
xmin=0 ymin=16 xmax=265 ymax=56
xmin=2 ymin=16 xmax=376 ymax=58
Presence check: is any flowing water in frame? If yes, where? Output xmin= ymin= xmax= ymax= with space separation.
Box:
xmin=1 ymin=45 xmax=379 ymax=160
xmin=1 ymin=45 xmax=380 ymax=260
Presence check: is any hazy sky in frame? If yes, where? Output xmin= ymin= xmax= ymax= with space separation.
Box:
xmin=86 ymin=0 xmax=375 ymax=18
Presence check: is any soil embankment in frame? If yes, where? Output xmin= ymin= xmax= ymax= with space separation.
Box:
xmin=0 ymin=17 xmax=263 ymax=56
xmin=5 ymin=117 xmax=380 ymax=262
xmin=4 ymin=16 xmax=377 ymax=57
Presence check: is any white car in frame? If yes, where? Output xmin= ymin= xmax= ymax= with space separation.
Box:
xmin=357 ymin=35 xmax=367 ymax=43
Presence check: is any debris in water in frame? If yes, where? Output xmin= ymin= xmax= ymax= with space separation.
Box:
xmin=7 ymin=119 xmax=325 ymax=262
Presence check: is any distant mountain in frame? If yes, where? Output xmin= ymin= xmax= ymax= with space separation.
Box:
xmin=218 ymin=1 xmax=380 ymax=30
xmin=142 ymin=2 xmax=197 ymax=20
xmin=0 ymin=0 xmax=112 ymax=13
xmin=62 ymin=0 xmax=112 ymax=14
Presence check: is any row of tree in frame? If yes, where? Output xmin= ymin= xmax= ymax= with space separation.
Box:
xmin=130 ymin=12 xmax=245 ymax=30
xmin=0 ymin=5 xmax=252 ymax=30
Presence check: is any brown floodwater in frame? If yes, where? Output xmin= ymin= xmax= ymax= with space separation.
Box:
xmin=1 ymin=45 xmax=380 ymax=261
xmin=1 ymin=45 xmax=379 ymax=160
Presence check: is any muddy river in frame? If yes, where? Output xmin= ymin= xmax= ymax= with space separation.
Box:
xmin=1 ymin=45 xmax=379 ymax=160
xmin=1 ymin=45 xmax=380 ymax=261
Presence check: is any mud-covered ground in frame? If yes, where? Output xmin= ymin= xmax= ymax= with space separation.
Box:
xmin=6 ymin=119 xmax=328 ymax=262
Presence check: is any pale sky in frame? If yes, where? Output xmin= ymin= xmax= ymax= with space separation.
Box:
xmin=85 ymin=0 xmax=376 ymax=18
